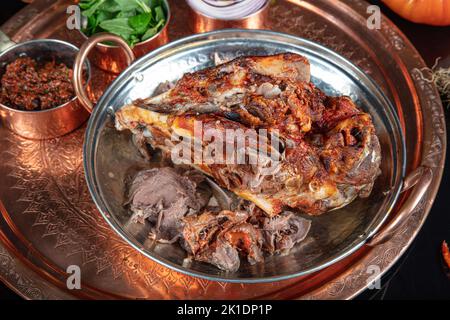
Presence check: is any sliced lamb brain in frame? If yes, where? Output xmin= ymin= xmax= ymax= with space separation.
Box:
xmin=127 ymin=167 xmax=211 ymax=241
xmin=115 ymin=53 xmax=381 ymax=217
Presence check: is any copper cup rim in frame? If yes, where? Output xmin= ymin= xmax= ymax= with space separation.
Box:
xmin=0 ymin=38 xmax=91 ymax=114
xmin=188 ymin=0 xmax=269 ymax=21
xmin=77 ymin=0 xmax=171 ymax=50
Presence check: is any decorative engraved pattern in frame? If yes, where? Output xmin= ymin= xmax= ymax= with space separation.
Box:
xmin=0 ymin=246 xmax=58 ymax=299
xmin=304 ymin=197 xmax=427 ymax=299
xmin=1 ymin=127 xmax=296 ymax=299
xmin=410 ymin=68 xmax=446 ymax=168
xmin=0 ymin=0 xmax=445 ymax=299
xmin=269 ymin=2 xmax=375 ymax=74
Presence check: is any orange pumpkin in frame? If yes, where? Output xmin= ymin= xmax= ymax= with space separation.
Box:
xmin=383 ymin=0 xmax=450 ymax=26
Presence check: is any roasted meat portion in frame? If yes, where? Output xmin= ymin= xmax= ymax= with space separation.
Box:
xmin=133 ymin=53 xmax=310 ymax=118
xmin=127 ymin=166 xmax=310 ymax=271
xmin=182 ymin=210 xmax=263 ymax=272
xmin=116 ymin=53 xmax=381 ymax=216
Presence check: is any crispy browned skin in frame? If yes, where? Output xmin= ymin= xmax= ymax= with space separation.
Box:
xmin=133 ymin=53 xmax=311 ymax=129
xmin=115 ymin=53 xmax=381 ymax=216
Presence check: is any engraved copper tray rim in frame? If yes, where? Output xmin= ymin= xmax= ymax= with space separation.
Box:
xmin=0 ymin=0 xmax=445 ymax=300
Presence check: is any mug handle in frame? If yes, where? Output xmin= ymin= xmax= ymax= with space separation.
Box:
xmin=367 ymin=166 xmax=433 ymax=246
xmin=73 ymin=32 xmax=135 ymax=113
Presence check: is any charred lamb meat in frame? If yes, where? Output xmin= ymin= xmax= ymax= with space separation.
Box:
xmin=115 ymin=53 xmax=381 ymax=217
xmin=182 ymin=210 xmax=263 ymax=272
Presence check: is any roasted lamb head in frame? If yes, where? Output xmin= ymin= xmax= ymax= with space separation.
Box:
xmin=115 ymin=53 xmax=381 ymax=216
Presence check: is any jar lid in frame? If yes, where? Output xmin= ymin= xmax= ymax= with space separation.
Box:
xmin=187 ymin=0 xmax=267 ymax=20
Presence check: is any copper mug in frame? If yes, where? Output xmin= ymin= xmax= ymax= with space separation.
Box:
xmin=73 ymin=33 xmax=135 ymax=113
xmin=78 ymin=0 xmax=170 ymax=74
xmin=0 ymin=30 xmax=91 ymax=139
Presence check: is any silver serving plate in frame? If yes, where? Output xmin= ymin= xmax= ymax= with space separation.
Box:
xmin=83 ymin=30 xmax=407 ymax=282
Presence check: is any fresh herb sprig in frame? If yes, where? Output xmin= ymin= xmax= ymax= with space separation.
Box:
xmin=80 ymin=0 xmax=167 ymax=47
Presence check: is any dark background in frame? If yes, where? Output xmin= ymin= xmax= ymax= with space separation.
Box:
xmin=0 ymin=0 xmax=449 ymax=300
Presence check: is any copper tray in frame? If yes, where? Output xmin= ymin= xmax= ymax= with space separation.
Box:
xmin=0 ymin=0 xmax=445 ymax=299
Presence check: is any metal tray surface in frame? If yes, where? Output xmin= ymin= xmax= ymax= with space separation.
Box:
xmin=0 ymin=0 xmax=445 ymax=299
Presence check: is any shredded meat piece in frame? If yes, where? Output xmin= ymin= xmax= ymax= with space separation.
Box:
xmin=0 ymin=57 xmax=74 ymax=111
xmin=181 ymin=205 xmax=313 ymax=271
xmin=182 ymin=210 xmax=249 ymax=254
xmin=128 ymin=167 xmax=312 ymax=272
xmin=182 ymin=210 xmax=263 ymax=272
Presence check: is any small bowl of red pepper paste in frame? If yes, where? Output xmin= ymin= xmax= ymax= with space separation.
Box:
xmin=1 ymin=57 xmax=75 ymax=111
xmin=0 ymin=38 xmax=91 ymax=139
